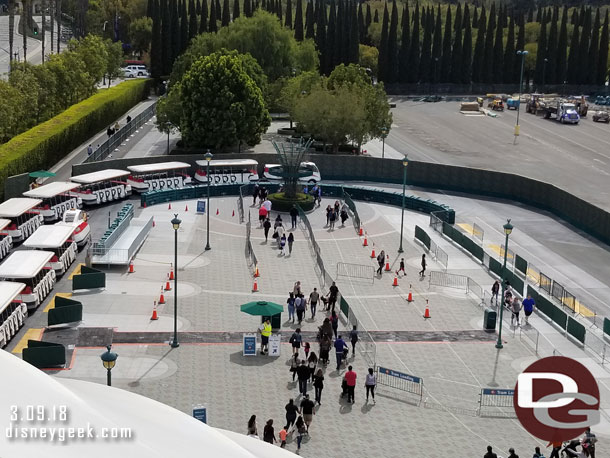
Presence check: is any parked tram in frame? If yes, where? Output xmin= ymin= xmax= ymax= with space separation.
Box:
xmin=0 ymin=281 xmax=27 ymax=348
xmin=0 ymin=251 xmax=56 ymax=311
xmin=0 ymin=198 xmax=44 ymax=243
xmin=0 ymin=219 xmax=13 ymax=262
xmin=127 ymin=161 xmax=192 ymax=193
xmin=194 ymin=159 xmax=259 ymax=185
xmin=23 ymin=181 xmax=82 ymax=223
xmin=23 ymin=225 xmax=77 ymax=276
xmin=71 ymin=169 xmax=132 ymax=206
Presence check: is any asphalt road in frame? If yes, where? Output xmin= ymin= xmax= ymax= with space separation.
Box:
xmin=387 ymin=97 xmax=610 ymax=211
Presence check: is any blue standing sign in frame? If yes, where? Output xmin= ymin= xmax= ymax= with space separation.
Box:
xmin=193 ymin=406 xmax=207 ymax=424
xmin=243 ymin=333 xmax=257 ymax=356
xmin=197 ymin=200 xmax=206 ymax=214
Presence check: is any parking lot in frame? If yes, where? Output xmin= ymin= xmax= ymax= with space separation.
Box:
xmin=387 ymin=98 xmax=610 ymax=211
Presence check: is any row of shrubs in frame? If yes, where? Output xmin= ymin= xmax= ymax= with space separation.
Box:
xmin=0 ymin=79 xmax=151 ymax=200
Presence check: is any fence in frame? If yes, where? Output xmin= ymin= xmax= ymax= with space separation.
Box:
xmin=539 ymin=272 xmax=552 ymax=294
xmin=84 ymin=103 xmax=157 ymax=163
xmin=429 ymin=271 xmax=468 ymax=291
xmin=91 ymin=203 xmax=134 ymax=256
xmin=336 ymin=262 xmax=375 ymax=283
xmin=472 ymin=223 xmax=484 ymax=243
xmin=415 ymin=225 xmax=448 ymax=270
xmin=343 ymin=189 xmax=360 ymax=234
xmin=478 ymin=388 xmax=516 ymax=418
xmin=429 ymin=212 xmax=444 ymax=233
xmin=376 ymin=366 xmax=424 ymax=405
xmin=245 ymin=212 xmax=257 ymax=274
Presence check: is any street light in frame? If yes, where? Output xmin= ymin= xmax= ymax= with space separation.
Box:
xmin=100 ymin=345 xmax=118 ymax=386
xmin=542 ymin=58 xmax=548 ymax=92
xmin=398 ymin=154 xmax=408 ymax=253
xmin=380 ymin=126 xmax=389 ymax=159
xmin=166 ymin=122 xmax=173 ymax=154
xmin=204 ymin=150 xmax=213 ymax=251
xmin=514 ymin=50 xmax=528 ymax=144
xmin=495 ymin=219 xmax=514 ymax=350
xmin=170 ymin=214 xmax=181 ymax=348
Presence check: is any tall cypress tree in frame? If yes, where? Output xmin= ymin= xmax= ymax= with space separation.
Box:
xmin=492 ymin=5 xmax=504 ymax=83
xmin=315 ymin=0 xmax=327 ymax=73
xmin=407 ymin=3 xmax=420 ymax=83
xmin=503 ymin=16 xmax=515 ymax=84
xmin=556 ymin=7 xmax=568 ymax=85
xmin=377 ymin=2 xmax=389 ymax=82
xmin=285 ymin=0 xmax=292 ymax=28
xmin=440 ymin=5 xmax=452 ymax=82
xmin=279 ymin=0 xmax=284 ymax=23
xmin=567 ymin=17 xmax=580 ymax=84
xmin=527 ymin=7 xmax=533 ymax=23
xmin=472 ymin=6 xmax=478 ymax=29
xmin=534 ymin=19 xmax=547 ymax=86
xmin=349 ymin=1 xmax=359 ymax=64
xmin=577 ymin=8 xmax=592 ymax=84
xmin=366 ymin=3 xmax=372 ymax=28
xmin=216 ymin=0 xmax=222 ymax=22
xmin=514 ymin=15 xmax=525 ymax=84
xmin=161 ymin=0 xmax=172 ymax=75
xmin=200 ymin=0 xmax=208 ymax=32
xmin=546 ymin=6 xmax=558 ymax=84
xmin=398 ymin=4 xmax=410 ymax=84
xmin=431 ymin=5 xmax=442 ymax=84
xmin=196 ymin=0 xmax=201 ymax=14
xmin=305 ymin=1 xmax=314 ymax=39
xmin=294 ymin=0 xmax=303 ymax=40
xmin=472 ymin=5 xmax=485 ymax=82
xmin=244 ymin=0 xmax=251 ymax=17
xmin=189 ymin=0 xmax=198 ymax=39
xmin=151 ymin=0 xmax=162 ymax=78
xmin=419 ymin=7 xmax=432 ymax=83
xmin=387 ymin=0 xmax=399 ymax=83
xmin=336 ymin=0 xmax=345 ymax=64
xmin=358 ymin=2 xmax=365 ymax=44
xmin=587 ymin=9 xmax=600 ymax=85
xmin=461 ymin=5 xmax=472 ymax=84
xmin=208 ymin=0 xmax=217 ymax=32
xmin=450 ymin=3 xmax=463 ymax=84
xmin=598 ymin=11 xmax=609 ymax=85
xmin=180 ymin=0 xmax=189 ymax=52
xmin=326 ymin=0 xmax=336 ymax=71
xmin=374 ymin=10 xmax=379 ymax=23
xmin=483 ymin=3 xmax=496 ymax=83
xmin=170 ymin=0 xmax=181 ymax=62
xmin=233 ymin=0 xmax=240 ymax=20
xmin=221 ymin=0 xmax=230 ymax=26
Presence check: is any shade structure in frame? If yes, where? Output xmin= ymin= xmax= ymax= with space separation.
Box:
xmin=29 ymin=170 xmax=57 ymax=178
xmin=240 ymin=301 xmax=283 ymax=316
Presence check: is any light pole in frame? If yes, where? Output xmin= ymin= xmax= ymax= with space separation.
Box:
xmin=204 ymin=150 xmax=213 ymax=251
xmin=514 ymin=50 xmax=528 ymax=144
xmin=170 ymin=214 xmax=181 ymax=348
xmin=495 ymin=219 xmax=514 ymax=350
xmin=165 ymin=122 xmax=173 ymax=154
xmin=542 ymin=58 xmax=548 ymax=92
xmin=398 ymin=154 xmax=408 ymax=253
xmin=380 ymin=126 xmax=389 ymax=158
xmin=100 ymin=345 xmax=118 ymax=386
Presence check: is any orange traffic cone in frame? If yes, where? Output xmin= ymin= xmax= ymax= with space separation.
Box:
xmin=216 ymin=208 xmax=219 ymax=215
xmin=370 ymin=248 xmax=376 ymax=258
xmin=407 ymin=286 xmax=413 ymax=302
xmin=385 ymin=255 xmax=391 ymax=271
xmin=252 ymin=279 xmax=258 ymax=292
xmin=165 ymin=274 xmax=171 ymax=291
xmin=393 ymin=276 xmax=398 ymax=287
xmin=159 ymin=287 xmax=166 ymax=304
xmin=169 ymin=264 xmax=174 ymax=280
xmin=168 ymin=203 xmax=172 ymax=210
xmin=232 ymin=210 xmax=235 ymax=217
xmin=129 ymin=261 xmax=134 ymax=273
xmin=185 ymin=204 xmax=189 ymax=212
xmin=423 ymin=300 xmax=431 ymax=319
xmin=359 ymin=227 xmax=363 ymax=236
xmin=142 ymin=202 xmax=147 ymax=208
xmin=254 ymin=265 xmax=260 ymax=277
xmin=363 ymin=236 xmax=368 ymax=247
xmin=151 ymin=301 xmax=159 ymax=320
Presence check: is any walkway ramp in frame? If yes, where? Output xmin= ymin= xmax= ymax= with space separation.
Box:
xmin=90 ymin=217 xmax=153 ymax=265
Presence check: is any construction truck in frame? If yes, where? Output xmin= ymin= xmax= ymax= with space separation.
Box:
xmin=539 ymin=100 xmax=580 ymax=124
xmin=526 ymin=94 xmax=543 ymax=114
xmin=566 ymin=95 xmax=588 ymax=117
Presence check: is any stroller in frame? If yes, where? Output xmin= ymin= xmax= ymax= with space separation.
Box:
xmin=562 ymin=439 xmax=582 ymax=458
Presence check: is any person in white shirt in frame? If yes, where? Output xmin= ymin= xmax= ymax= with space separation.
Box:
xmin=262 ymin=199 xmax=272 ymax=212
xmin=365 ymin=367 xmax=377 ymax=404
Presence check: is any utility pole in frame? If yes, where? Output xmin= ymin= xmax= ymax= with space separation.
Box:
xmin=56 ymin=0 xmax=62 ymax=55
xmin=41 ymin=0 xmax=45 ymax=63
xmin=22 ymin=0 xmax=28 ymax=62
xmin=8 ymin=0 xmax=15 ymax=71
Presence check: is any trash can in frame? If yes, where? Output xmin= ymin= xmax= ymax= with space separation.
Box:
xmin=262 ymin=314 xmax=281 ymax=330
xmin=484 ymin=308 xmax=497 ymax=332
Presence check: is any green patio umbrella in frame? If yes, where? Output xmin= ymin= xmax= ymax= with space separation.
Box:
xmin=240 ymin=301 xmax=283 ymax=316
xmin=29 ymin=170 xmax=57 ymax=178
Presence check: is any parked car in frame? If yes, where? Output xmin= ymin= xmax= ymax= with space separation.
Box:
xmin=124 ymin=65 xmax=148 ymax=76
xmin=592 ymin=110 xmax=610 ymax=123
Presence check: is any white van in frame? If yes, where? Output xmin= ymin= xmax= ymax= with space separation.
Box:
xmin=0 ymin=281 xmax=27 ymax=349
xmin=24 ymin=225 xmax=77 ymax=276
xmin=263 ymin=162 xmax=321 ymax=183
xmin=0 ymin=251 xmax=56 ymax=311
xmin=0 ymin=198 xmax=44 ymax=243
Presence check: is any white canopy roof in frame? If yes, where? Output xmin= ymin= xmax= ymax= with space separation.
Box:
xmin=0 ymin=198 xmax=43 ymax=217
xmin=71 ymin=169 xmax=130 ymax=184
xmin=0 ymin=350 xmax=296 ymax=458
xmin=23 ymin=225 xmax=74 ymax=249
xmin=23 ymin=181 xmax=81 ymax=198
xmin=127 ymin=161 xmax=191 ymax=173
xmin=196 ymin=159 xmax=258 ymax=167
xmin=0 ymin=281 xmax=25 ymax=314
xmin=0 ymin=250 xmax=54 ymax=278
xmin=0 ymin=218 xmax=10 ymax=231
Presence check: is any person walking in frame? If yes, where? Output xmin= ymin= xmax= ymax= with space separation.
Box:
xmin=319 ymin=334 xmax=331 ymax=366
xmin=87 ymin=144 xmax=93 ymax=156
xmin=126 ymin=115 xmax=132 ymax=123
xmin=325 ymin=205 xmax=332 ymax=226
xmin=328 ymin=282 xmax=339 ymax=311
xmin=330 ymin=310 xmax=339 ymax=339
xmin=419 ymin=253 xmax=427 ymax=277
xmin=247 ymin=415 xmax=258 ymax=436
xmin=290 ymin=328 xmax=302 ymax=355
xmin=252 ymin=184 xmax=260 ymax=206
xmin=303 ymin=342 xmax=310 ymax=359
xmin=511 ymin=296 xmax=522 ymax=327
xmin=278 ymin=426 xmax=287 ymax=448
xmin=296 ymin=360 xmax=310 ymax=396
xmin=280 ymin=234 xmax=287 ymax=256
xmin=287 ymin=292 xmax=296 ymax=323
xmin=276 ymin=225 xmax=285 ymax=249
xmin=349 ymin=325 xmax=359 ymax=356
xmin=307 ymin=352 xmax=318 ymax=382
xmin=365 ymin=367 xmax=377 ymax=403
xmin=583 ymin=427 xmax=597 ymax=458
xmin=287 ymin=232 xmax=294 ymax=256
xmin=295 ymin=416 xmax=306 ymax=451
xmin=309 ymin=288 xmax=319 ymax=319
xmin=107 ymin=126 xmax=114 ymax=137
xmin=262 ymin=198 xmax=272 ymax=212
xmin=329 ymin=208 xmax=337 ymax=230
xmin=295 ymin=295 xmax=305 ymax=324
xmin=548 ymin=440 xmax=562 ymax=458
xmin=263 ymin=218 xmax=271 ymax=242
xmin=258 ymin=206 xmax=268 ymax=227
xmin=340 ymin=204 xmax=349 ymax=226
xmin=376 ymin=250 xmax=385 ymax=275
xmin=293 ymin=281 xmax=302 ymax=297
xmin=334 ymin=200 xmax=341 ymax=215
xmin=114 ymin=121 xmax=120 ymax=132
xmin=299 ymin=394 xmax=315 ymax=432
xmin=290 ymin=205 xmax=299 ymax=229
xmin=491 ymin=280 xmax=500 ymax=305
xmin=522 ymin=294 xmax=536 ymax=325
xmin=395 ymin=258 xmax=406 ymax=277
xmin=284 ymin=398 xmax=300 ymax=432
xmin=289 ymin=354 xmax=300 ymax=382
xmin=532 ymin=446 xmax=544 ymax=458
xmin=334 ymin=335 xmax=348 ymax=370
xmin=313 ymin=368 xmax=324 ymax=405
xmin=258 ymin=319 xmax=272 ymax=355
xmin=484 ymin=445 xmax=498 ymax=458
xmin=345 ymin=365 xmax=357 ymax=403
xmin=507 ymin=447 xmax=519 ymax=458
xmin=263 ymin=419 xmax=277 ymax=445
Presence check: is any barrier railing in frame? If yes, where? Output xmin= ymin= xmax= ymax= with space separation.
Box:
xmin=336 ymin=262 xmax=375 ymax=283
xmin=539 ymin=272 xmax=552 ymax=294
xmin=376 ymin=366 xmax=424 ymax=406
xmin=429 ymin=271 xmax=468 ymax=292
xmin=342 ymin=189 xmax=360 ymax=234
xmin=84 ymin=103 xmax=157 ymax=163
xmin=91 ymin=203 xmax=134 ymax=256
xmin=245 ymin=212 xmax=257 ymax=274
xmin=478 ymin=388 xmax=516 ymax=418
xmin=415 ymin=225 xmax=448 ymax=270
xmin=429 ymin=211 xmax=444 ymax=233
xmin=472 ymin=222 xmax=484 ymax=243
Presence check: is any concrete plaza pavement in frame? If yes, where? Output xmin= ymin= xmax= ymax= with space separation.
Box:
xmin=7 ymin=195 xmax=606 ymax=458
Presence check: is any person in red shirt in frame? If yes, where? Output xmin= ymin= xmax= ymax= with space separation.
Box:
xmin=344 ymin=366 xmax=357 ymax=403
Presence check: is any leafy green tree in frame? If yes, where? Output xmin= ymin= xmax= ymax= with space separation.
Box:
xmin=440 ymin=5 xmax=452 ymax=83
xmin=359 ymin=44 xmax=378 ymax=76
xmin=68 ymin=34 xmax=108 ymax=86
xmin=178 ymin=52 xmax=270 ymax=148
xmin=397 ymin=4 xmax=410 ymax=83
xmin=105 ymin=39 xmax=126 ymax=85
xmin=0 ymin=81 xmax=25 ymax=143
xmin=278 ymin=70 xmax=322 ymax=116
xmin=294 ymin=0 xmax=304 ymax=40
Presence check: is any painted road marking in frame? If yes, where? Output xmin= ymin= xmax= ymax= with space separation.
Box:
xmin=68 ymin=263 xmax=84 ymax=280
xmin=44 ymin=292 xmax=73 ymax=313
xmin=487 ymin=244 xmax=514 ymax=259
xmin=12 ymin=328 xmax=44 ymax=354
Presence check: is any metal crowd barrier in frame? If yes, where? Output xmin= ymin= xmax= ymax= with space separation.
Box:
xmin=376 ymin=366 xmax=424 ymax=406
xmin=245 ymin=212 xmax=257 ymax=273
xmin=336 ymin=262 xmax=375 ymax=283
xmin=429 ymin=271 xmax=468 ymax=292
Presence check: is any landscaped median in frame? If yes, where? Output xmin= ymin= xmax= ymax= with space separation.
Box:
xmin=0 ymin=79 xmax=151 ymax=200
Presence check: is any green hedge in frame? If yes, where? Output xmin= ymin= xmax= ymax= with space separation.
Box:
xmin=0 ymin=79 xmax=150 ymax=200
xmin=268 ymin=192 xmax=315 ymax=212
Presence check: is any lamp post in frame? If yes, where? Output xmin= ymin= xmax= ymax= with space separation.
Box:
xmin=542 ymin=58 xmax=548 ymax=92
xmin=100 ymin=345 xmax=118 ymax=386
xmin=204 ymin=150 xmax=213 ymax=251
xmin=495 ymin=219 xmax=514 ymax=350
xmin=398 ymin=154 xmax=408 ymax=253
xmin=514 ymin=50 xmax=528 ymax=144
xmin=170 ymin=214 xmax=181 ymax=348
xmin=380 ymin=126 xmax=389 ymax=159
